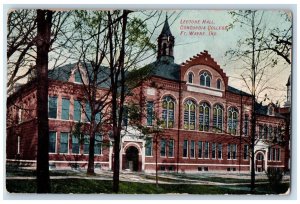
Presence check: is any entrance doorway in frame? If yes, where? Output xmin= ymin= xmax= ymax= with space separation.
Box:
xmin=125 ymin=146 xmax=139 ymax=171
xmin=256 ymin=153 xmax=265 ymax=172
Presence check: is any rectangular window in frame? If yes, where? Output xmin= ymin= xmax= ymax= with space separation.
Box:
xmin=122 ymin=105 xmax=128 ymax=126
xmin=268 ymin=147 xmax=271 ymax=161
xmin=232 ymin=144 xmax=237 ymax=159
xmin=217 ymin=143 xmax=222 ymax=159
xmin=183 ymin=140 xmax=188 ymax=158
xmin=85 ymin=103 xmax=91 ymax=122
xmin=145 ymin=138 xmax=153 ymax=156
xmin=49 ymin=96 xmax=57 ymax=118
xmin=243 ymin=144 xmax=249 ymax=160
xmin=49 ymin=131 xmax=56 ymax=153
xmin=94 ymin=134 xmax=102 ymax=155
xmin=60 ymin=132 xmax=69 ymax=154
xmin=198 ymin=141 xmax=203 ymax=158
xmin=147 ymin=101 xmax=154 ymax=126
xmin=84 ymin=135 xmax=90 ymax=154
xmin=259 ymin=125 xmax=263 ymax=139
xmin=212 ymin=143 xmax=216 ymax=159
xmin=272 ymin=148 xmax=276 ymax=161
xmin=190 ymin=140 xmax=195 ymax=158
xmin=227 ymin=144 xmax=231 ymax=159
xmin=160 ymin=139 xmax=166 ymax=157
xmin=244 ymin=114 xmax=249 ymax=136
xmin=61 ymin=98 xmax=70 ymax=120
xmin=277 ymin=148 xmax=280 ymax=161
xmin=74 ymin=100 xmax=81 ymax=122
xmin=204 ymin=142 xmax=209 ymax=158
xmin=72 ymin=135 xmax=80 ymax=154
xmin=168 ymin=139 xmax=174 ymax=157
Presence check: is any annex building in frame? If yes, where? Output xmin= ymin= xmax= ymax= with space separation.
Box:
xmin=6 ymin=17 xmax=291 ymax=173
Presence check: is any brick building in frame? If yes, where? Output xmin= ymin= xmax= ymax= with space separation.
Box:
xmin=6 ymin=17 xmax=290 ymax=173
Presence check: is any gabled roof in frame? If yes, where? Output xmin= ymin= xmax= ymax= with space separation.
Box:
xmin=227 ymin=86 xmax=251 ymax=96
xmin=255 ymin=102 xmax=285 ymax=118
xmin=48 ymin=62 xmax=111 ymax=89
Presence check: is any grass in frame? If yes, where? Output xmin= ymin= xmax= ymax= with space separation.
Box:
xmin=6 ymin=178 xmax=290 ymax=194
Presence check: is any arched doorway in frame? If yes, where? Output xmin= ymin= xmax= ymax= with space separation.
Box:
xmin=125 ymin=146 xmax=139 ymax=171
xmin=256 ymin=152 xmax=265 ymax=172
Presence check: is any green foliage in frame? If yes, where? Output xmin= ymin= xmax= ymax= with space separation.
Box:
xmin=266 ymin=168 xmax=284 ymax=194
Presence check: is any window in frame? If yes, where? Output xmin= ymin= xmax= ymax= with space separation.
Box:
xmin=60 ymin=132 xmax=69 ymax=154
xmin=268 ymin=126 xmax=273 ymax=140
xmin=49 ymin=96 xmax=57 ymax=118
xmin=198 ymin=141 xmax=203 ymax=158
xmin=257 ymin=153 xmax=264 ymax=161
xmin=199 ymin=102 xmax=210 ymax=131
xmin=217 ymin=79 xmax=222 ymax=89
xmin=272 ymin=148 xmax=276 ymax=161
xmin=147 ymin=101 xmax=154 ymax=126
xmin=94 ymin=134 xmax=102 ymax=155
xmin=49 ymin=131 xmax=56 ymax=153
xmin=243 ymin=114 xmax=249 ymax=136
xmin=200 ymin=71 xmax=211 ymax=87
xmin=85 ymin=103 xmax=91 ymax=122
xmin=160 ymin=139 xmax=166 ymax=157
xmin=213 ymin=104 xmax=223 ymax=132
xmin=217 ymin=143 xmax=222 ymax=159
xmin=184 ymin=99 xmax=196 ymax=130
xmin=188 ymin=72 xmax=194 ymax=83
xmin=204 ymin=142 xmax=209 ymax=159
xmin=277 ymin=148 xmax=280 ymax=161
xmin=258 ymin=124 xmax=263 ymax=139
xmin=145 ymin=138 xmax=153 ymax=156
xmin=190 ymin=140 xmax=195 ymax=158
xmin=162 ymin=96 xmax=175 ymax=128
xmin=72 ymin=135 xmax=80 ymax=154
xmin=228 ymin=107 xmax=238 ymax=135
xmin=61 ymin=98 xmax=70 ymax=120
xmin=268 ymin=147 xmax=271 ymax=160
xmin=17 ymin=136 xmax=21 ymax=154
xmin=74 ymin=100 xmax=81 ymax=122
xmin=122 ymin=105 xmax=128 ymax=126
xmin=95 ymin=103 xmax=102 ymax=124
xmin=18 ymin=108 xmax=22 ymax=124
xmin=243 ymin=145 xmax=249 ymax=160
xmin=84 ymin=135 xmax=90 ymax=154
xmin=212 ymin=143 xmax=216 ymax=159
xmin=268 ymin=106 xmax=274 ymax=115
xmin=227 ymin=144 xmax=237 ymax=159
xmin=263 ymin=125 xmax=268 ymax=139
xmin=183 ymin=140 xmax=188 ymax=158
xmin=75 ymin=70 xmax=82 ymax=83
xmin=168 ymin=139 xmax=174 ymax=157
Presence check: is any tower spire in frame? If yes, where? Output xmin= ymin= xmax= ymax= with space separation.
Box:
xmin=157 ymin=14 xmax=175 ymax=61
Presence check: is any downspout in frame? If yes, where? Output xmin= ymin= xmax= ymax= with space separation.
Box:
xmin=239 ymin=91 xmax=243 ymax=173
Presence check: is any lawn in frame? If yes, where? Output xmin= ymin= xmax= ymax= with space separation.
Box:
xmin=6 ymin=178 xmax=290 ymax=194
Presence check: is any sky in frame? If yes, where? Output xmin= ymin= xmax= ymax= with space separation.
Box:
xmin=142 ymin=10 xmax=292 ymax=106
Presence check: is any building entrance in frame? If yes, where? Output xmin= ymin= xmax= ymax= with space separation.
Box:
xmin=125 ymin=146 xmax=139 ymax=171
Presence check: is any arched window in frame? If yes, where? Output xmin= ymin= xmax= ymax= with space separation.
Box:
xmin=268 ymin=106 xmax=274 ymax=115
xmin=213 ymin=104 xmax=223 ymax=132
xmin=199 ymin=102 xmax=210 ymax=131
xmin=184 ymin=99 xmax=196 ymax=130
xmin=162 ymin=43 xmax=167 ymax=55
xmin=188 ymin=72 xmax=194 ymax=83
xmin=228 ymin=107 xmax=238 ymax=135
xmin=162 ymin=96 xmax=175 ymax=128
xmin=217 ymin=79 xmax=222 ymax=89
xmin=200 ymin=71 xmax=211 ymax=87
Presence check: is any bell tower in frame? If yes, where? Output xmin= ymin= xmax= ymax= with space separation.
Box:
xmin=157 ymin=15 xmax=175 ymax=62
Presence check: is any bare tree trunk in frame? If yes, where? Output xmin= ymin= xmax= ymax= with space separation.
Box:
xmin=36 ymin=9 xmax=53 ymax=193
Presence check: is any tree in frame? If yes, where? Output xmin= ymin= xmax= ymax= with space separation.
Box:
xmin=226 ymin=10 xmax=289 ymax=193
xmin=35 ymin=9 xmax=54 ymax=193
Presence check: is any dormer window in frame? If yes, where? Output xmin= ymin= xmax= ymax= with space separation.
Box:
xmin=188 ymin=72 xmax=194 ymax=83
xmin=268 ymin=106 xmax=274 ymax=116
xmin=74 ymin=70 xmax=82 ymax=83
xmin=200 ymin=71 xmax=211 ymax=87
xmin=217 ymin=79 xmax=221 ymax=89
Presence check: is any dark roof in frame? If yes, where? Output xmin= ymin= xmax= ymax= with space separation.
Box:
xmin=255 ymin=102 xmax=285 ymax=118
xmin=142 ymin=57 xmax=180 ymax=81
xmin=48 ymin=62 xmax=111 ymax=89
xmin=227 ymin=86 xmax=251 ymax=96
xmin=160 ymin=15 xmax=173 ymax=37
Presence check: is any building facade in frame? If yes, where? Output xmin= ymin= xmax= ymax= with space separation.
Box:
xmin=6 ymin=17 xmax=290 ymax=173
